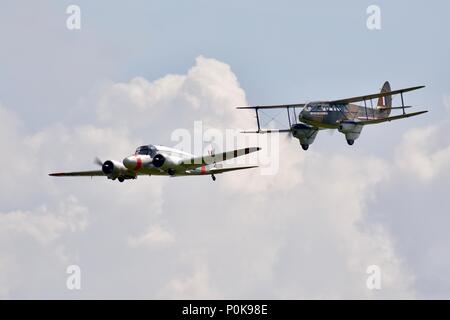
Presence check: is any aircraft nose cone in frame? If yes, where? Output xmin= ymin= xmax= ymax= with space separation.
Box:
xmin=123 ymin=156 xmax=137 ymax=169
xmin=298 ymin=111 xmax=304 ymax=120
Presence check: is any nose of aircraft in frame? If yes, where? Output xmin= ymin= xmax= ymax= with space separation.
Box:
xmin=299 ymin=109 xmax=305 ymax=120
xmin=123 ymin=156 xmax=143 ymax=170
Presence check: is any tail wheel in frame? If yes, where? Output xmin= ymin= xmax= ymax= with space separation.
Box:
xmin=118 ymin=177 xmax=125 ymax=183
xmin=301 ymin=144 xmax=309 ymax=151
xmin=347 ymin=139 xmax=354 ymax=146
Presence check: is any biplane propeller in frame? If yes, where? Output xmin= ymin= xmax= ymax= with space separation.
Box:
xmin=237 ymin=81 xmax=427 ymax=150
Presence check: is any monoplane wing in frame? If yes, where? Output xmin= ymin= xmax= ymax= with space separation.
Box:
xmin=49 ymin=170 xmax=105 ymax=177
xmin=181 ymin=147 xmax=261 ymax=169
xmin=209 ymin=165 xmax=259 ymax=174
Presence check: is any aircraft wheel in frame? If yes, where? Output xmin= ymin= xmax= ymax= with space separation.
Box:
xmin=118 ymin=177 xmax=125 ymax=183
xmin=347 ymin=139 xmax=354 ymax=146
xmin=301 ymin=144 xmax=309 ymax=151
xmin=211 ymin=174 xmax=216 ymax=182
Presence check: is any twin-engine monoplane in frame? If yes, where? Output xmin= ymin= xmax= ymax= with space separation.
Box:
xmin=49 ymin=145 xmax=260 ymax=182
xmin=237 ymin=81 xmax=427 ymax=150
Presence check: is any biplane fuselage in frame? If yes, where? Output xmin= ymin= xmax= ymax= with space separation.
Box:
xmin=299 ymin=102 xmax=390 ymax=129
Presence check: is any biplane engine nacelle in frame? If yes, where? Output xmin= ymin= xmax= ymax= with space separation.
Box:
xmin=291 ymin=123 xmax=319 ymax=150
xmin=102 ymin=160 xmax=128 ymax=178
xmin=152 ymin=154 xmax=179 ymax=175
xmin=338 ymin=122 xmax=364 ymax=145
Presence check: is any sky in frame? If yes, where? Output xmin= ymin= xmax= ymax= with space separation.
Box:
xmin=0 ymin=0 xmax=449 ymax=299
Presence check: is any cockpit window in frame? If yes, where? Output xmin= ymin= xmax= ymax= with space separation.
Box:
xmin=310 ymin=104 xmax=323 ymax=111
xmin=305 ymin=103 xmax=342 ymax=112
xmin=135 ymin=145 xmax=157 ymax=156
xmin=309 ymin=104 xmax=330 ymax=111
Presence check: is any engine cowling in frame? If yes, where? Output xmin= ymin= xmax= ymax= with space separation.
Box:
xmin=292 ymin=123 xmax=319 ymax=146
xmin=338 ymin=122 xmax=363 ymax=142
xmin=102 ymin=160 xmax=128 ymax=178
xmin=152 ymin=154 xmax=166 ymax=168
xmin=152 ymin=154 xmax=178 ymax=174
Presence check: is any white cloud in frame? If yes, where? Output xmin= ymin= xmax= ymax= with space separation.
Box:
xmin=161 ymin=264 xmax=220 ymax=299
xmin=444 ymin=95 xmax=450 ymax=111
xmin=128 ymin=224 xmax=175 ymax=248
xmin=394 ymin=122 xmax=450 ymax=182
xmin=96 ymin=56 xmax=249 ymax=131
xmin=0 ymin=196 xmax=88 ymax=246
xmin=0 ymin=197 xmax=89 ymax=299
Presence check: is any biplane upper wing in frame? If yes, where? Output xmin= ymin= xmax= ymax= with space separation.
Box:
xmin=330 ymin=86 xmax=425 ymax=105
xmin=236 ymin=103 xmax=305 ymax=110
xmin=353 ymin=110 xmax=428 ymax=125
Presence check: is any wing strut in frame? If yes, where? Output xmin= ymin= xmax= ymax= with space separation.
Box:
xmin=287 ymin=107 xmax=292 ymax=127
xmin=237 ymin=103 xmax=305 ymax=133
xmin=370 ymin=98 xmax=375 ymax=118
xmin=364 ymin=99 xmax=369 ymax=120
xmin=255 ymin=108 xmax=261 ymax=133
xmin=401 ymin=92 xmax=406 ymax=115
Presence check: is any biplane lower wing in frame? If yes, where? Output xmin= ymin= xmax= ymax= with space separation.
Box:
xmin=241 ymin=129 xmax=292 ymax=133
xmin=380 ymin=106 xmax=413 ymax=110
xmin=354 ymin=110 xmax=428 ymax=125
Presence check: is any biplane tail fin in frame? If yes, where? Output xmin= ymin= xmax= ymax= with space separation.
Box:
xmin=376 ymin=81 xmax=393 ymax=117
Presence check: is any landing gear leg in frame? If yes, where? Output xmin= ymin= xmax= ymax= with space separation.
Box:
xmin=346 ymin=139 xmax=354 ymax=146
xmin=301 ymin=144 xmax=309 ymax=151
xmin=211 ymin=174 xmax=216 ymax=182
